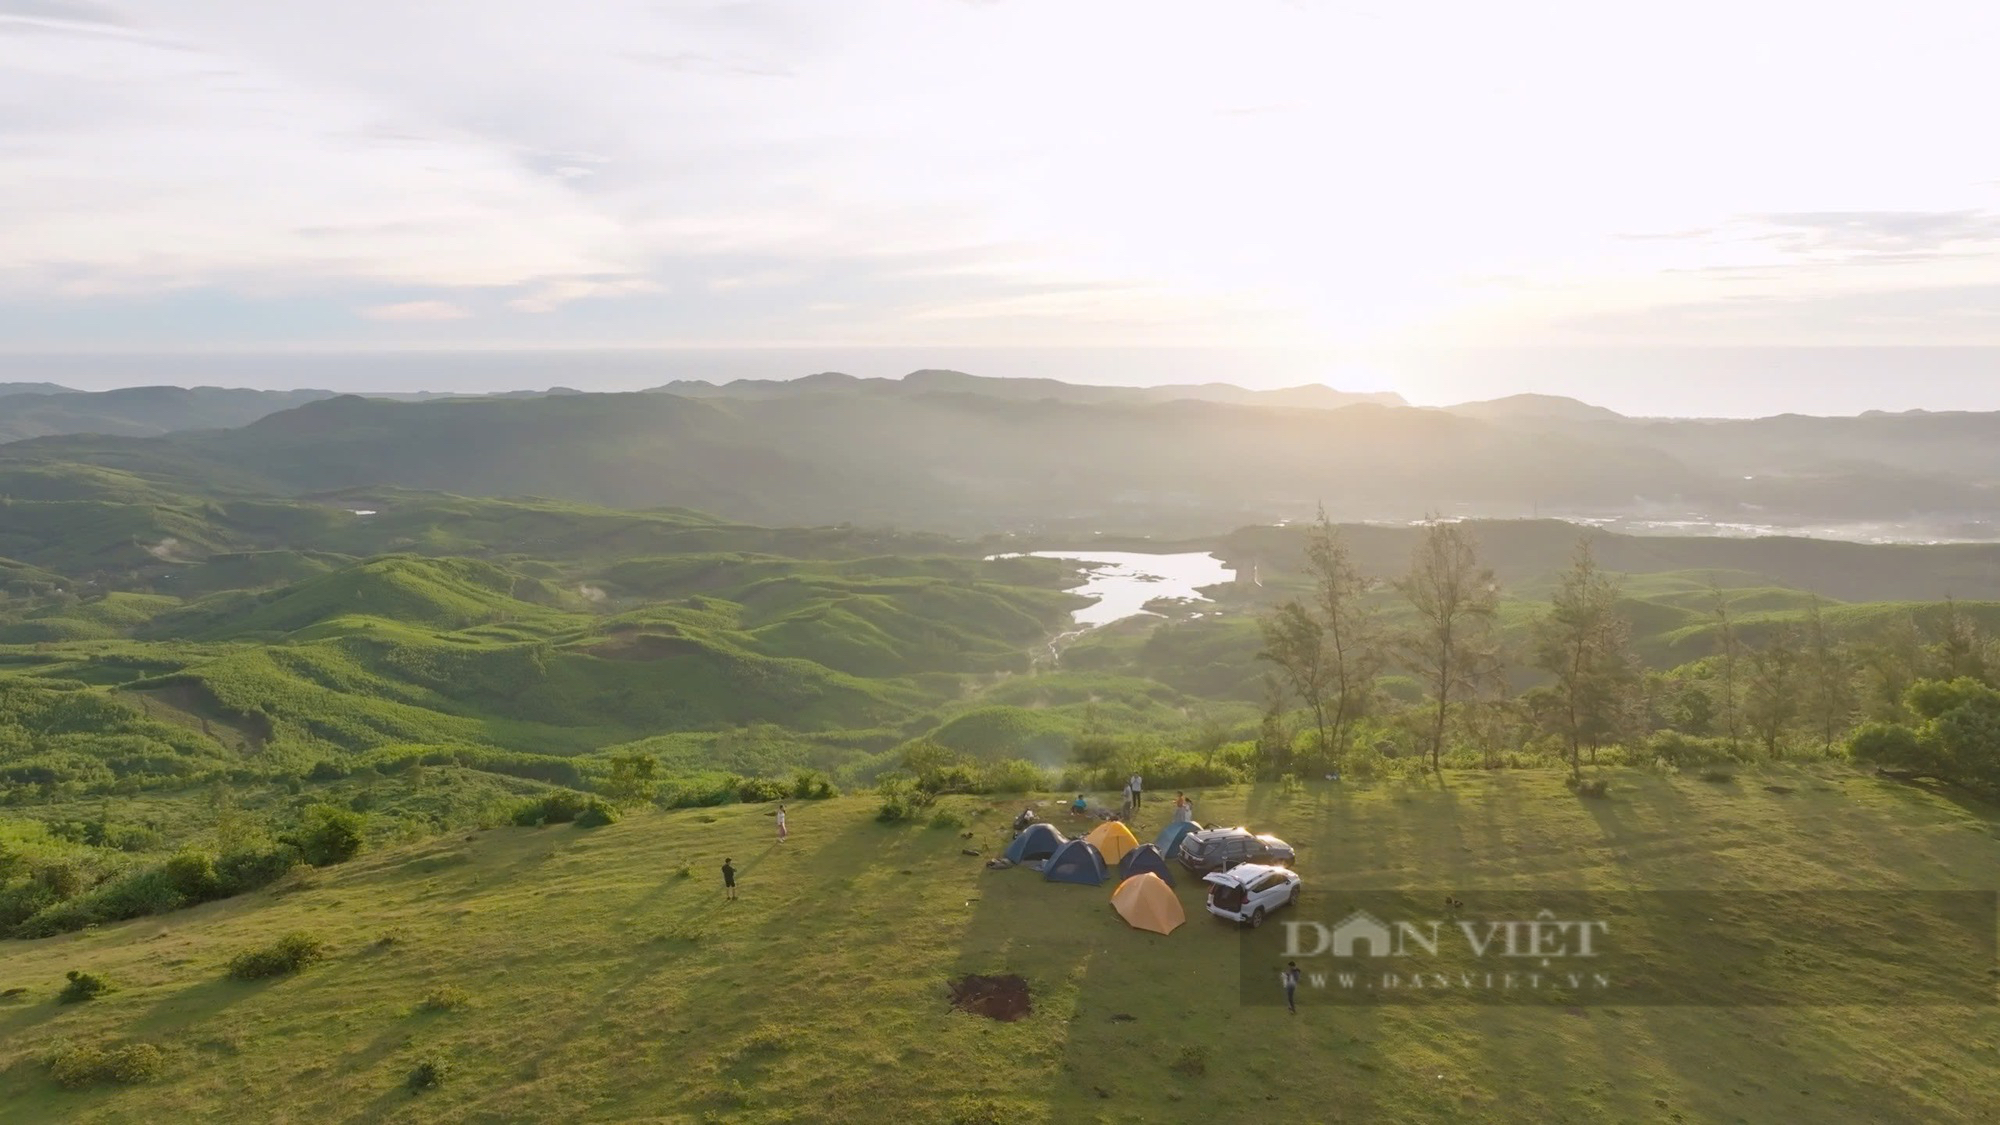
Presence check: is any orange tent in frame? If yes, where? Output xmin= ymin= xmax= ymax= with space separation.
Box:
xmin=1111 ymin=873 xmax=1184 ymax=935
xmin=1083 ymin=820 xmax=1139 ymax=865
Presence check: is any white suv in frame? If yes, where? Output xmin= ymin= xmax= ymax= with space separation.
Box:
xmin=1201 ymin=863 xmax=1301 ymax=927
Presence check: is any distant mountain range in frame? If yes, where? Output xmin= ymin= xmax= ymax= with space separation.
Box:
xmin=5 ymin=369 xmax=1999 ymax=536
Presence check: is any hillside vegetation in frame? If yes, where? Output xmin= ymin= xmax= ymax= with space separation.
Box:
xmin=4 ymin=771 xmax=1996 ymax=1122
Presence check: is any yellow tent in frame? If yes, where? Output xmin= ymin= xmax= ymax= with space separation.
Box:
xmin=1111 ymin=873 xmax=1185 ymax=936
xmin=1083 ymin=820 xmax=1139 ymax=865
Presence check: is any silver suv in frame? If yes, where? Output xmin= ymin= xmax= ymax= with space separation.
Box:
xmin=1175 ymin=826 xmax=1295 ymax=874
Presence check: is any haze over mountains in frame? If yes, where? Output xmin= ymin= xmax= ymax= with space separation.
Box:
xmin=4 ymin=369 xmax=1999 ymax=539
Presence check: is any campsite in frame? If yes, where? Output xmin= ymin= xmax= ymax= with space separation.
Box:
xmin=5 ymin=766 xmax=1996 ymax=1123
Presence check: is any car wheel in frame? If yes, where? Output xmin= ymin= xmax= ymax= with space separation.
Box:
xmin=1287 ymin=886 xmax=1299 ymax=906
xmin=1249 ymin=907 xmax=1265 ymax=929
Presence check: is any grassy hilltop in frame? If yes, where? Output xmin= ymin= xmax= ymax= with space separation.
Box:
xmin=4 ymin=768 xmax=1997 ymax=1123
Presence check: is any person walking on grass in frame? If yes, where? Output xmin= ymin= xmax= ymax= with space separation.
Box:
xmin=775 ymin=803 xmax=788 ymax=843
xmin=1282 ymin=960 xmax=1301 ymax=1014
xmin=722 ymin=857 xmax=737 ymax=901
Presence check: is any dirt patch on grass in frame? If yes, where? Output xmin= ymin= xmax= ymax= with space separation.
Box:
xmin=948 ymin=974 xmax=1031 ymax=1022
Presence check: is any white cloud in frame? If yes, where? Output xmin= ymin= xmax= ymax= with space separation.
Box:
xmin=2 ymin=0 xmax=1999 ymax=351
xmin=507 ymin=277 xmax=662 ymax=313
xmin=361 ymin=300 xmax=471 ymax=322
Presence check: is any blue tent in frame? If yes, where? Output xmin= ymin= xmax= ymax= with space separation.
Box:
xmin=1004 ymin=822 xmax=1067 ymax=864
xmin=1043 ymin=839 xmax=1109 ymax=886
xmin=1118 ymin=842 xmax=1176 ymax=887
xmin=1154 ymin=820 xmax=1202 ymax=862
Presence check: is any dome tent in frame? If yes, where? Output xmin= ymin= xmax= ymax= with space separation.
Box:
xmin=1003 ymin=823 xmax=1067 ymax=864
xmin=1111 ymin=873 xmax=1185 ymax=935
xmin=1154 ymin=819 xmax=1201 ymax=861
xmin=1043 ymin=839 xmax=1109 ymax=886
xmin=1083 ymin=819 xmax=1140 ymax=865
xmin=1117 ymin=842 xmax=1176 ymax=886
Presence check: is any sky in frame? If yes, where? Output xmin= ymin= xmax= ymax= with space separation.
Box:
xmin=2 ymin=1 xmax=1999 ymax=413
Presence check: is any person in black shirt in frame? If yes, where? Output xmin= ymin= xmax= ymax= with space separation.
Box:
xmin=722 ymin=857 xmax=737 ymax=901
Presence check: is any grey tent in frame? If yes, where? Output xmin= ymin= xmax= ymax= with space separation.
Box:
xmin=1043 ymin=839 xmax=1109 ymax=886
xmin=1153 ymin=819 xmax=1201 ymax=862
xmin=1004 ymin=822 xmax=1067 ymax=864
xmin=1118 ymin=842 xmax=1176 ymax=887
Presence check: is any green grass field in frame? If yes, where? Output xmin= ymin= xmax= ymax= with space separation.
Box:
xmin=6 ymin=767 xmax=1996 ymax=1123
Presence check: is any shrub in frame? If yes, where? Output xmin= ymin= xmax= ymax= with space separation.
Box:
xmin=228 ymin=931 xmax=326 ymax=980
xmin=419 ymin=985 xmax=471 ymax=1012
xmin=574 ymin=799 xmax=619 ymax=828
xmin=1169 ymin=1045 xmax=1206 ymax=1077
xmin=656 ymin=774 xmax=738 ymax=809
xmin=409 ymin=1056 xmax=451 ymax=1091
xmin=306 ymin=760 xmax=349 ymax=782
xmin=789 ymin=769 xmax=837 ymax=800
xmin=59 ymin=970 xmax=110 ymax=1004
xmin=978 ymin=758 xmax=1048 ymax=794
xmin=160 ymin=850 xmax=222 ymax=902
xmin=1648 ymin=731 xmax=1741 ymax=769
xmin=875 ymin=775 xmax=932 ymax=823
xmin=928 ymin=807 xmax=968 ymax=831
xmin=949 ymin=1097 xmax=1006 ymax=1125
xmin=735 ymin=776 xmax=790 ymax=804
xmin=1565 ymin=776 xmax=1611 ymax=799
xmin=513 ymin=790 xmax=618 ymax=828
xmin=286 ymin=805 xmax=365 ymax=867
xmin=45 ymin=1040 xmax=165 ymax=1088
xmin=216 ymin=842 xmax=304 ymax=896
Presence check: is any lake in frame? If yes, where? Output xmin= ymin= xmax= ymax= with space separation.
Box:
xmin=990 ymin=551 xmax=1238 ymax=628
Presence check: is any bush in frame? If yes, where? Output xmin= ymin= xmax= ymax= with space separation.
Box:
xmin=160 ymin=850 xmax=222 ymax=902
xmin=789 ymin=769 xmax=837 ymax=800
xmin=306 ymin=760 xmax=349 ymax=782
xmin=1565 ymin=776 xmax=1611 ymax=799
xmin=656 ymin=774 xmax=738 ymax=809
xmin=978 ymin=758 xmax=1049 ymax=794
xmin=46 ymin=1040 xmax=165 ymax=1088
xmin=949 ymin=1096 xmax=1006 ymax=1125
xmin=928 ymin=807 xmax=968 ymax=831
xmin=286 ymin=805 xmax=365 ymax=867
xmin=215 ymin=842 xmax=304 ymax=896
xmin=419 ymin=984 xmax=470 ymax=1012
xmin=59 ymin=970 xmax=110 ymax=1004
xmin=575 ymin=799 xmax=619 ymax=828
xmin=1648 ymin=731 xmax=1741 ymax=769
xmin=735 ymin=776 xmax=790 ymax=804
xmin=513 ymin=790 xmax=619 ymax=828
xmin=409 ymin=1056 xmax=451 ymax=1091
xmin=875 ymin=775 xmax=933 ymax=823
xmin=1169 ymin=1045 xmax=1206 ymax=1077
xmin=228 ymin=931 xmax=326 ymax=980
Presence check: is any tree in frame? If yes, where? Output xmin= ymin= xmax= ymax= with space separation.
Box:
xmin=1800 ymin=596 xmax=1856 ymax=754
xmin=1859 ymin=612 xmax=1925 ymax=722
xmin=1257 ymin=600 xmax=1328 ymax=762
xmin=1706 ymin=582 xmax=1744 ymax=753
xmin=603 ymin=752 xmax=659 ymax=806
xmin=1301 ymin=510 xmax=1384 ymax=766
xmin=1530 ymin=540 xmax=1639 ymax=778
xmin=1257 ymin=672 xmax=1291 ymax=776
xmin=1743 ymin=626 xmax=1801 ymax=758
xmin=1927 ymin=599 xmax=1990 ymax=685
xmin=1395 ymin=518 xmax=1502 ymax=774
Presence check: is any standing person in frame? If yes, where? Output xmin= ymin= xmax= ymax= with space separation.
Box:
xmin=1129 ymin=771 xmax=1143 ymax=809
xmin=1282 ymin=961 xmax=1301 ymax=1014
xmin=775 ymin=803 xmax=789 ymax=843
xmin=1174 ymin=791 xmax=1193 ymax=823
xmin=1119 ymin=780 xmax=1133 ymax=820
xmin=722 ymin=857 xmax=737 ymax=901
